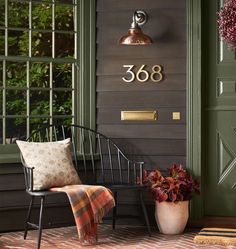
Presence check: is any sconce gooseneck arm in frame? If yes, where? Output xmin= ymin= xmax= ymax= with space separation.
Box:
xmin=130 ymin=10 xmax=148 ymax=29
xmin=131 ymin=11 xmax=139 ymax=28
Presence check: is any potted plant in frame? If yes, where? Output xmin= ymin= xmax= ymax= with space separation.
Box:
xmin=143 ymin=164 xmax=200 ymax=235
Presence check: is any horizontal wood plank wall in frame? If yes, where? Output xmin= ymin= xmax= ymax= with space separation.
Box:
xmin=96 ymin=0 xmax=186 ymax=224
xmin=0 ymin=164 xmax=75 ymax=232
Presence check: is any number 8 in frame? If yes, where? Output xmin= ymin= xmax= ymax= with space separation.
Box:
xmin=150 ymin=65 xmax=163 ymax=82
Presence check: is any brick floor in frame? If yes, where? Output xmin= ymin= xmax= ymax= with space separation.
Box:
xmin=0 ymin=225 xmax=236 ymax=249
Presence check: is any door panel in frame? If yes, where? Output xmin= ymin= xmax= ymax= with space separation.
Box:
xmin=203 ymin=0 xmax=236 ymax=216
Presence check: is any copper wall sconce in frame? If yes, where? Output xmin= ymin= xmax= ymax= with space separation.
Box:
xmin=118 ymin=10 xmax=153 ymax=45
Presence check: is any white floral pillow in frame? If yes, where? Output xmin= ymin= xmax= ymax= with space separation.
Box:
xmin=16 ymin=138 xmax=81 ymax=190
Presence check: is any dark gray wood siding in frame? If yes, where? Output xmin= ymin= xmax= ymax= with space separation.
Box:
xmin=96 ymin=0 xmax=186 ymax=173
xmin=96 ymin=0 xmax=186 ymax=223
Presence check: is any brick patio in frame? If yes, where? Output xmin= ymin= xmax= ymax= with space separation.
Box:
xmin=0 ymin=225 xmax=235 ymax=249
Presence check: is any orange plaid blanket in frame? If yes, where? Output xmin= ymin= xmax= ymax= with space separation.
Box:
xmin=50 ymin=185 xmax=115 ymax=244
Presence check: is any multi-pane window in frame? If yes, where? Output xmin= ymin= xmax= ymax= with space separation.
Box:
xmin=0 ymin=0 xmax=78 ymax=144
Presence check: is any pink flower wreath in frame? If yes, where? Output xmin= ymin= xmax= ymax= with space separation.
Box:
xmin=218 ymin=0 xmax=236 ymax=49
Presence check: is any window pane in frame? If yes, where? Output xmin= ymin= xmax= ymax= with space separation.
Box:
xmin=6 ymin=118 xmax=26 ymax=143
xmin=32 ymin=3 xmax=52 ymax=30
xmin=8 ymin=30 xmax=29 ymax=56
xmin=55 ymin=0 xmax=74 ymax=4
xmin=0 ymin=61 xmax=3 ymax=87
xmin=0 ymin=90 xmax=2 ymax=116
xmin=6 ymin=62 xmax=27 ymax=87
xmin=8 ymin=1 xmax=29 ymax=29
xmin=30 ymin=62 xmax=50 ymax=87
xmin=0 ymin=1 xmax=4 ymax=27
xmin=30 ymin=118 xmax=49 ymax=135
xmin=6 ymin=90 xmax=27 ymax=115
xmin=0 ymin=29 xmax=4 ymax=55
xmin=0 ymin=119 xmax=2 ymax=144
xmin=53 ymin=63 xmax=72 ymax=88
xmin=53 ymin=90 xmax=72 ymax=115
xmin=53 ymin=117 xmax=73 ymax=127
xmin=51 ymin=117 xmax=73 ymax=140
xmin=0 ymin=61 xmax=3 ymax=117
xmin=55 ymin=32 xmax=74 ymax=58
xmin=32 ymin=31 xmax=52 ymax=57
xmin=55 ymin=4 xmax=74 ymax=31
xmin=0 ymin=61 xmax=2 ymax=116
xmin=30 ymin=90 xmax=50 ymax=115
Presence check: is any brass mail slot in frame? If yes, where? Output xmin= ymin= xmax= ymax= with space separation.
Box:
xmin=121 ymin=111 xmax=157 ymax=121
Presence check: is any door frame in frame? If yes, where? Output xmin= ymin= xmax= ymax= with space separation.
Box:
xmin=186 ymin=0 xmax=203 ymax=220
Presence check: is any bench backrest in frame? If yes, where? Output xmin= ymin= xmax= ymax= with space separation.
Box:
xmin=21 ymin=124 xmax=144 ymax=191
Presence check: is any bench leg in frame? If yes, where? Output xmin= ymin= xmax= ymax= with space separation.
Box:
xmin=37 ymin=196 xmax=45 ymax=249
xmin=24 ymin=196 xmax=35 ymax=240
xmin=140 ymin=191 xmax=151 ymax=236
xmin=112 ymin=191 xmax=117 ymax=230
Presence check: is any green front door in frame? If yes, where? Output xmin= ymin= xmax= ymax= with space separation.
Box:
xmin=202 ymin=0 xmax=236 ymax=216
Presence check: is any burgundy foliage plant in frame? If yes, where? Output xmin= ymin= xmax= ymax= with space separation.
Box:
xmin=218 ymin=0 xmax=236 ymax=49
xmin=143 ymin=164 xmax=200 ymax=203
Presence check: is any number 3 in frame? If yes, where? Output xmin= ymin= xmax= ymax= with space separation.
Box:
xmin=122 ymin=65 xmax=135 ymax=83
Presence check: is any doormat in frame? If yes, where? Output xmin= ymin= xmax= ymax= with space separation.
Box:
xmin=194 ymin=228 xmax=236 ymax=246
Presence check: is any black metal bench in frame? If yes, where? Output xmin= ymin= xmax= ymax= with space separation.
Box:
xmin=20 ymin=124 xmax=151 ymax=249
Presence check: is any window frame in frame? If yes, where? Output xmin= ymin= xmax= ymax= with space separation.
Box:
xmin=0 ymin=0 xmax=96 ymax=163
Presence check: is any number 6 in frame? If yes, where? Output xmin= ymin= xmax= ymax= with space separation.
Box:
xmin=136 ymin=64 xmax=149 ymax=82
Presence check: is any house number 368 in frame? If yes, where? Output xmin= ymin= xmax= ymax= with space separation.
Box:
xmin=122 ymin=64 xmax=164 ymax=83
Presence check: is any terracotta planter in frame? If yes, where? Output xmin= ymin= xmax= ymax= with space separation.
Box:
xmin=155 ymin=200 xmax=189 ymax=235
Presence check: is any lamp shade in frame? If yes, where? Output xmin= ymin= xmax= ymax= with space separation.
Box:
xmin=119 ymin=27 xmax=153 ymax=45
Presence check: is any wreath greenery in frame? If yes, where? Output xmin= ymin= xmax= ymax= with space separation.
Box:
xmin=218 ymin=0 xmax=236 ymax=49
